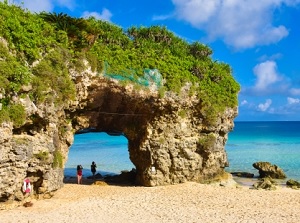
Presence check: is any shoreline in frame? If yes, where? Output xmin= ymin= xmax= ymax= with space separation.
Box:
xmin=64 ymin=173 xmax=291 ymax=189
xmin=232 ymin=175 xmax=289 ymax=188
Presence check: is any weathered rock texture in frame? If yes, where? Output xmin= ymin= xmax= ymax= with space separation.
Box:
xmin=72 ymin=78 xmax=237 ymax=186
xmin=286 ymin=179 xmax=300 ymax=189
xmin=253 ymin=177 xmax=278 ymax=190
xmin=0 ymin=65 xmax=238 ymax=203
xmin=253 ymin=161 xmax=286 ymax=179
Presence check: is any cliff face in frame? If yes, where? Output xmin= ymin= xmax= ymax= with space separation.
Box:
xmin=0 ymin=66 xmax=238 ymax=203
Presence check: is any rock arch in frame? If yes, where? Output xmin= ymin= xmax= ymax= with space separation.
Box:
xmin=0 ymin=75 xmax=237 ymax=203
xmin=69 ymin=77 xmax=237 ymax=186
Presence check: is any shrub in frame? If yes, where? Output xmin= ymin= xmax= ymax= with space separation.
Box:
xmin=8 ymin=103 xmax=26 ymax=128
xmin=34 ymin=151 xmax=49 ymax=162
xmin=198 ymin=133 xmax=216 ymax=150
xmin=0 ymin=42 xmax=30 ymax=93
xmin=0 ymin=103 xmax=26 ymax=127
xmin=31 ymin=48 xmax=76 ymax=105
xmin=158 ymin=87 xmax=165 ymax=98
xmin=0 ymin=107 xmax=10 ymax=124
xmin=178 ymin=109 xmax=187 ymax=118
xmin=0 ymin=1 xmax=57 ymax=63
xmin=85 ymin=51 xmax=99 ymax=72
xmin=53 ymin=149 xmax=63 ymax=168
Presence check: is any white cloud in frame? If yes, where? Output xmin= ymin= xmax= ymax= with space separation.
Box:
xmin=12 ymin=0 xmax=54 ymax=12
xmin=82 ymin=8 xmax=112 ymax=21
xmin=258 ymin=53 xmax=283 ymax=62
xmin=152 ymin=14 xmax=173 ymax=21
xmin=55 ymin=0 xmax=75 ymax=11
xmin=174 ymin=0 xmax=220 ymax=24
xmin=257 ymin=99 xmax=272 ymax=111
xmin=253 ymin=60 xmax=281 ymax=91
xmin=290 ymin=88 xmax=300 ymax=96
xmin=241 ymin=100 xmax=248 ymax=106
xmin=9 ymin=0 xmax=76 ymax=12
xmin=287 ymin=97 xmax=300 ymax=105
xmin=171 ymin=0 xmax=298 ymax=49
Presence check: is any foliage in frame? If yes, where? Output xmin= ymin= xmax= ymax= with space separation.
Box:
xmin=53 ymin=149 xmax=63 ymax=168
xmin=9 ymin=103 xmax=26 ymax=127
xmin=0 ymin=107 xmax=10 ymax=124
xmin=91 ymin=23 xmax=239 ymax=118
xmin=39 ymin=12 xmax=101 ymax=51
xmin=13 ymin=136 xmax=31 ymax=145
xmin=178 ymin=109 xmax=187 ymax=119
xmin=34 ymin=151 xmax=49 ymax=162
xmin=0 ymin=1 xmax=58 ymax=63
xmin=197 ymin=62 xmax=240 ymax=122
xmin=85 ymin=51 xmax=100 ymax=72
xmin=198 ymin=133 xmax=217 ymax=149
xmin=0 ymin=2 xmax=76 ymax=126
xmin=158 ymin=87 xmax=166 ymax=98
xmin=31 ymin=47 xmax=76 ymax=105
xmin=0 ymin=42 xmax=30 ymax=92
xmin=0 ymin=103 xmax=26 ymax=128
xmin=0 ymin=1 xmax=240 ymax=128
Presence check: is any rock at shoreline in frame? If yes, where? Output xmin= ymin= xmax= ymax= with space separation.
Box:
xmin=231 ymin=172 xmax=254 ymax=178
xmin=253 ymin=177 xmax=277 ymax=190
xmin=252 ymin=161 xmax=286 ymax=179
xmin=87 ymin=173 xmax=103 ymax=179
xmin=286 ymin=179 xmax=300 ymax=189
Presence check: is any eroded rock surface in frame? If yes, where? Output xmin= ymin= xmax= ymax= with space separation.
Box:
xmin=70 ymin=76 xmax=238 ymax=186
xmin=253 ymin=161 xmax=286 ymax=179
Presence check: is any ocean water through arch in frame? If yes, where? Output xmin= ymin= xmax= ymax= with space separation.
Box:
xmin=64 ymin=132 xmax=134 ymax=178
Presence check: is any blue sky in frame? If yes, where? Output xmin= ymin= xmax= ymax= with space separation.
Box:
xmin=7 ymin=0 xmax=300 ymax=121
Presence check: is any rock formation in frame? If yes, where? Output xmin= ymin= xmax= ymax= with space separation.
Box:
xmin=286 ymin=179 xmax=300 ymax=189
xmin=253 ymin=177 xmax=278 ymax=190
xmin=253 ymin=161 xmax=286 ymax=179
xmin=0 ymin=65 xmax=238 ymax=203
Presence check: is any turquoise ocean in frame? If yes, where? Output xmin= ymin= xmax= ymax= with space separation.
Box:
xmin=64 ymin=121 xmax=300 ymax=181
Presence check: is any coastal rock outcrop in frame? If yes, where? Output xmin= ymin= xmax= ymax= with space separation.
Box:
xmin=231 ymin=172 xmax=254 ymax=178
xmin=253 ymin=162 xmax=286 ymax=179
xmin=286 ymin=179 xmax=300 ymax=189
xmin=253 ymin=177 xmax=277 ymax=190
xmin=0 ymin=66 xmax=238 ymax=203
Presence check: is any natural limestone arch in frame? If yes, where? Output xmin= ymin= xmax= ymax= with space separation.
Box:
xmin=0 ymin=74 xmax=237 ymax=203
xmin=69 ymin=77 xmax=238 ymax=186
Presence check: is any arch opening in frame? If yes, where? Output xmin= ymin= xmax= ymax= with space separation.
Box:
xmin=64 ymin=131 xmax=135 ymax=181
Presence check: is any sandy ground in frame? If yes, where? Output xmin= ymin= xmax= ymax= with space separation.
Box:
xmin=1 ymin=178 xmax=300 ymax=223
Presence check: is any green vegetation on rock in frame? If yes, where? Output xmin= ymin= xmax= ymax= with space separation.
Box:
xmin=34 ymin=151 xmax=49 ymax=162
xmin=198 ymin=133 xmax=217 ymax=150
xmin=0 ymin=1 xmax=240 ymax=127
xmin=53 ymin=149 xmax=63 ymax=168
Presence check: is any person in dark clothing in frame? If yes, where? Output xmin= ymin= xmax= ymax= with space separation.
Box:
xmin=91 ymin=161 xmax=97 ymax=179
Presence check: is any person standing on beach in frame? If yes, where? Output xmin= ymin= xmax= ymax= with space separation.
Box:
xmin=22 ymin=178 xmax=33 ymax=207
xmin=91 ymin=161 xmax=97 ymax=179
xmin=77 ymin=165 xmax=83 ymax=184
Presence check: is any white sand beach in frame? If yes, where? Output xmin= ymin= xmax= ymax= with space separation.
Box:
xmin=1 ymin=178 xmax=300 ymax=223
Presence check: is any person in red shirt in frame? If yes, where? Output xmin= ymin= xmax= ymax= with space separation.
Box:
xmin=77 ymin=165 xmax=83 ymax=184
